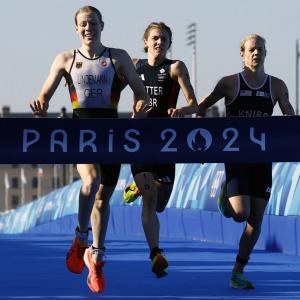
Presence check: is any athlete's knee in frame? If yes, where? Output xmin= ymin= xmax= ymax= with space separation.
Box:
xmin=81 ymin=175 xmax=100 ymax=195
xmin=143 ymin=197 xmax=157 ymax=212
xmin=247 ymin=220 xmax=262 ymax=236
xmin=233 ymin=211 xmax=250 ymax=223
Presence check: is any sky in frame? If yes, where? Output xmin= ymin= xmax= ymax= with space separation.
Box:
xmin=1 ymin=0 xmax=300 ymax=115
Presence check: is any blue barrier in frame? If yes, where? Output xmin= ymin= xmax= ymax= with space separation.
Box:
xmin=19 ymin=208 xmax=300 ymax=257
xmin=1 ymin=163 xmax=300 ymax=233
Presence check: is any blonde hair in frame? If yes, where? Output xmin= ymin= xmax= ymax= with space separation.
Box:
xmin=74 ymin=6 xmax=103 ymax=25
xmin=143 ymin=22 xmax=172 ymax=52
xmin=240 ymin=34 xmax=266 ymax=52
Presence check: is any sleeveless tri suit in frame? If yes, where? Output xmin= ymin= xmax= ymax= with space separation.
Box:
xmin=131 ymin=59 xmax=180 ymax=184
xmin=66 ymin=48 xmax=125 ymax=186
xmin=225 ymin=73 xmax=275 ymax=200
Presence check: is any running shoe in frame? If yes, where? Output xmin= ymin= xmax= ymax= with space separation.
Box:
xmin=150 ymin=248 xmax=169 ymax=278
xmin=123 ymin=182 xmax=141 ymax=204
xmin=217 ymin=182 xmax=230 ymax=218
xmin=66 ymin=227 xmax=88 ymax=274
xmin=84 ymin=246 xmax=106 ymax=293
xmin=230 ymin=272 xmax=254 ymax=289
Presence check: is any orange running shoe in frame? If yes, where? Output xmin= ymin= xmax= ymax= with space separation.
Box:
xmin=84 ymin=246 xmax=106 ymax=293
xmin=66 ymin=227 xmax=88 ymax=274
xmin=150 ymin=247 xmax=169 ymax=278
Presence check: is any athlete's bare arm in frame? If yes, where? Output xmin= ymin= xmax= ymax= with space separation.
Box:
xmin=198 ymin=77 xmax=227 ymax=117
xmin=30 ymin=51 xmax=72 ymax=117
xmin=111 ymin=49 xmax=150 ymax=116
xmin=271 ymin=77 xmax=295 ymax=116
xmin=197 ymin=75 xmax=237 ymax=117
xmin=168 ymin=60 xmax=198 ymax=117
xmin=130 ymin=58 xmax=141 ymax=115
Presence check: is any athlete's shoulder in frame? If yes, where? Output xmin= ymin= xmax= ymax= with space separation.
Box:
xmin=217 ymin=73 xmax=238 ymax=91
xmin=55 ymin=50 xmax=74 ymax=62
xmin=170 ymin=59 xmax=188 ymax=75
xmin=109 ymin=48 xmax=133 ymax=70
xmin=170 ymin=59 xmax=183 ymax=65
xmin=51 ymin=50 xmax=74 ymax=71
xmin=221 ymin=73 xmax=239 ymax=82
xmin=170 ymin=59 xmax=183 ymax=67
xmin=269 ymin=74 xmax=286 ymax=87
xmin=109 ymin=47 xmax=130 ymax=58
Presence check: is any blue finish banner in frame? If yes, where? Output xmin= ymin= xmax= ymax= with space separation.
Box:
xmin=0 ymin=116 xmax=299 ymax=163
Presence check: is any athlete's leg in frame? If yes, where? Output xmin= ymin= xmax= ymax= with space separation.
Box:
xmin=233 ymin=162 xmax=272 ymax=272
xmin=84 ymin=164 xmax=120 ymax=293
xmin=134 ymin=172 xmax=159 ymax=250
xmin=66 ymin=164 xmax=100 ymax=274
xmin=226 ymin=194 xmax=261 ymax=289
xmin=77 ymin=164 xmax=100 ymax=232
xmin=227 ymin=195 xmax=251 ymax=222
xmin=91 ymin=163 xmax=120 ymax=251
xmin=233 ymin=196 xmax=268 ymax=273
xmin=223 ymin=163 xmax=251 ymax=221
xmin=91 ymin=184 xmax=115 ymax=249
xmin=134 ymin=171 xmax=168 ymax=277
xmin=226 ymin=163 xmax=271 ymax=289
xmin=84 ymin=186 xmax=115 ymax=293
xmin=223 ymin=164 xmax=252 ymax=288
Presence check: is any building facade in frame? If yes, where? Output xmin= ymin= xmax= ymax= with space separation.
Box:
xmin=0 ymin=164 xmax=80 ymax=212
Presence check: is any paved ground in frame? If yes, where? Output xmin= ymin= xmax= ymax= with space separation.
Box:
xmin=1 ymin=234 xmax=300 ymax=300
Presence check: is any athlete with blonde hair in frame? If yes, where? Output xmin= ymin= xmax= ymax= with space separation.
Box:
xmin=198 ymin=34 xmax=295 ymax=289
xmin=30 ymin=6 xmax=150 ymax=293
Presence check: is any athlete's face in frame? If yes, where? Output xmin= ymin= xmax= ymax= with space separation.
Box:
xmin=241 ymin=38 xmax=266 ymax=71
xmin=144 ymin=28 xmax=170 ymax=59
xmin=75 ymin=12 xmax=103 ymax=46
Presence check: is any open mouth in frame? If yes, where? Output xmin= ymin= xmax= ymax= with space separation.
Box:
xmin=84 ymin=33 xmax=94 ymax=39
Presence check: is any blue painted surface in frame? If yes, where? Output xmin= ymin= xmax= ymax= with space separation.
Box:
xmin=1 ymin=233 xmax=300 ymax=299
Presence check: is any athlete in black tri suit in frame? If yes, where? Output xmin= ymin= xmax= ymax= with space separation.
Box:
xmin=30 ymin=6 xmax=150 ymax=293
xmin=198 ymin=34 xmax=295 ymax=289
xmin=124 ymin=22 xmax=198 ymax=278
